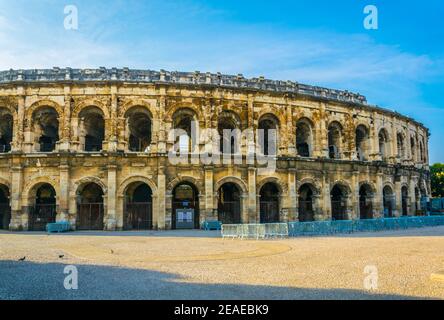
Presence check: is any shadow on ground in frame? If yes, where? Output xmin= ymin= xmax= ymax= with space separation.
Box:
xmin=0 ymin=260 xmax=425 ymax=300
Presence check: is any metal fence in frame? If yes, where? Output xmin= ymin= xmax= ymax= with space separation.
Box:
xmin=222 ymin=223 xmax=288 ymax=239
xmin=124 ymin=202 xmax=153 ymax=230
xmin=29 ymin=204 xmax=57 ymax=231
xmin=221 ymin=216 xmax=444 ymax=239
xmin=288 ymin=216 xmax=444 ymax=237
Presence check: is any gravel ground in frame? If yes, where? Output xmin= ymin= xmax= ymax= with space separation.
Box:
xmin=0 ymin=227 xmax=443 ymax=300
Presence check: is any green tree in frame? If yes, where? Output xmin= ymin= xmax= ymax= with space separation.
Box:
xmin=431 ymin=163 xmax=444 ymax=197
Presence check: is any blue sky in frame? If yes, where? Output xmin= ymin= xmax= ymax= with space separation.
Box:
xmin=0 ymin=0 xmax=443 ymax=162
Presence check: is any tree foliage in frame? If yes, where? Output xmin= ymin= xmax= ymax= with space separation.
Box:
xmin=431 ymin=163 xmax=444 ymax=197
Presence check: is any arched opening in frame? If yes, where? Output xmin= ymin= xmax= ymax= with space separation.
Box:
xmin=29 ymin=183 xmax=57 ymax=231
xmin=410 ymin=137 xmax=416 ymax=162
xmin=0 ymin=109 xmax=13 ymax=153
xmin=383 ymin=186 xmax=395 ymax=218
xmin=217 ymin=183 xmax=241 ymax=224
xmin=401 ymin=186 xmax=409 ymax=216
xmin=79 ymin=107 xmax=105 ymax=152
xmin=77 ymin=183 xmax=104 ymax=230
xmin=379 ymin=129 xmax=389 ymax=161
xmin=126 ymin=107 xmax=152 ymax=152
xmin=331 ymin=184 xmax=347 ymax=220
xmin=356 ymin=125 xmax=370 ymax=161
xmin=328 ymin=122 xmax=343 ymax=159
xmin=359 ymin=184 xmax=373 ymax=219
xmin=258 ymin=114 xmax=278 ymax=156
xmin=259 ymin=182 xmax=280 ymax=223
xmin=419 ymin=140 xmax=425 ymax=163
xmin=218 ymin=112 xmax=241 ymax=155
xmin=172 ymin=182 xmax=199 ymax=229
xmin=296 ymin=119 xmax=313 ymax=157
xmin=397 ymin=133 xmax=405 ymax=160
xmin=0 ymin=184 xmax=11 ymax=230
xmin=172 ymin=109 xmax=197 ymax=154
xmin=298 ymin=184 xmax=315 ymax=222
xmin=124 ymin=182 xmax=153 ymax=230
xmin=32 ymin=107 xmax=59 ymax=152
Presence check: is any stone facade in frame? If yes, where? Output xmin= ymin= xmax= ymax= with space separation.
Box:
xmin=0 ymin=68 xmax=431 ymax=231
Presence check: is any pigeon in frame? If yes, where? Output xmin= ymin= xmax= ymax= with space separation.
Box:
xmin=18 ymin=257 xmax=26 ymax=261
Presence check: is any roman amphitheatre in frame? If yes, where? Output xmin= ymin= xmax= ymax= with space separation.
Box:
xmin=0 ymin=68 xmax=431 ymax=231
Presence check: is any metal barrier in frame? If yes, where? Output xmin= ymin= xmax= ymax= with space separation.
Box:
xmin=222 ymin=216 xmax=444 ymax=239
xmin=221 ymin=224 xmax=241 ymax=239
xmin=241 ymin=224 xmax=266 ymax=240
xmin=288 ymin=216 xmax=444 ymax=237
xmin=264 ymin=223 xmax=289 ymax=238
xmin=222 ymin=223 xmax=288 ymax=239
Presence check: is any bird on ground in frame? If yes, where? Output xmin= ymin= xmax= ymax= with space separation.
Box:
xmin=59 ymin=255 xmax=64 ymax=259
xmin=18 ymin=257 xmax=26 ymax=261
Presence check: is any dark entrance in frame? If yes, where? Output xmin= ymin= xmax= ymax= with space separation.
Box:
xmin=77 ymin=183 xmax=104 ymax=230
xmin=125 ymin=183 xmax=153 ymax=230
xmin=298 ymin=184 xmax=314 ymax=222
xmin=0 ymin=185 xmax=11 ymax=229
xmin=217 ymin=183 xmax=241 ymax=224
xmin=383 ymin=186 xmax=394 ymax=218
xmin=29 ymin=184 xmax=57 ymax=231
xmin=172 ymin=183 xmax=199 ymax=229
xmin=359 ymin=184 xmax=373 ymax=219
xmin=260 ymin=182 xmax=280 ymax=223
xmin=331 ymin=185 xmax=346 ymax=220
xmin=0 ymin=109 xmax=13 ymax=153
xmin=401 ymin=186 xmax=409 ymax=216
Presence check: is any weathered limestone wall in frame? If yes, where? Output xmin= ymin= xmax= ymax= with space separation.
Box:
xmin=0 ymin=69 xmax=431 ymax=231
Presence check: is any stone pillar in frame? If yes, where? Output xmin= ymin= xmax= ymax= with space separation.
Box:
xmin=12 ymin=94 xmax=25 ymax=152
xmin=246 ymin=95 xmax=255 ymax=159
xmin=374 ymin=172 xmax=384 ymax=218
xmin=287 ymin=169 xmax=297 ymax=221
xmin=323 ymin=177 xmax=332 ymax=220
xmin=394 ymin=180 xmax=402 ymax=217
xmin=286 ymin=104 xmax=296 ymax=156
xmin=58 ymin=88 xmax=71 ymax=151
xmin=370 ymin=112 xmax=380 ymax=161
xmin=241 ymin=193 xmax=249 ymax=223
xmin=57 ymin=163 xmax=70 ymax=222
xmin=117 ymin=117 xmax=127 ymax=152
xmin=198 ymin=193 xmax=205 ymax=226
xmin=157 ymin=165 xmax=166 ymax=230
xmin=105 ymin=164 xmax=117 ymax=230
xmin=157 ymin=93 xmax=167 ymax=154
xmin=116 ymin=195 xmax=125 ymax=230
xmin=70 ymin=117 xmax=81 ymax=151
xmin=247 ymin=167 xmax=257 ymax=223
xmin=23 ymin=96 xmax=35 ymax=153
xmin=390 ymin=122 xmax=398 ymax=164
xmin=313 ymin=194 xmax=324 ymax=221
xmin=68 ymin=191 xmax=77 ymax=229
xmin=351 ymin=170 xmax=360 ymax=220
xmin=204 ymin=167 xmax=215 ymax=221
xmin=409 ymin=179 xmax=417 ymax=216
xmin=105 ymin=88 xmax=118 ymax=152
xmin=317 ymin=103 xmax=328 ymax=158
xmin=9 ymin=164 xmax=23 ymax=230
